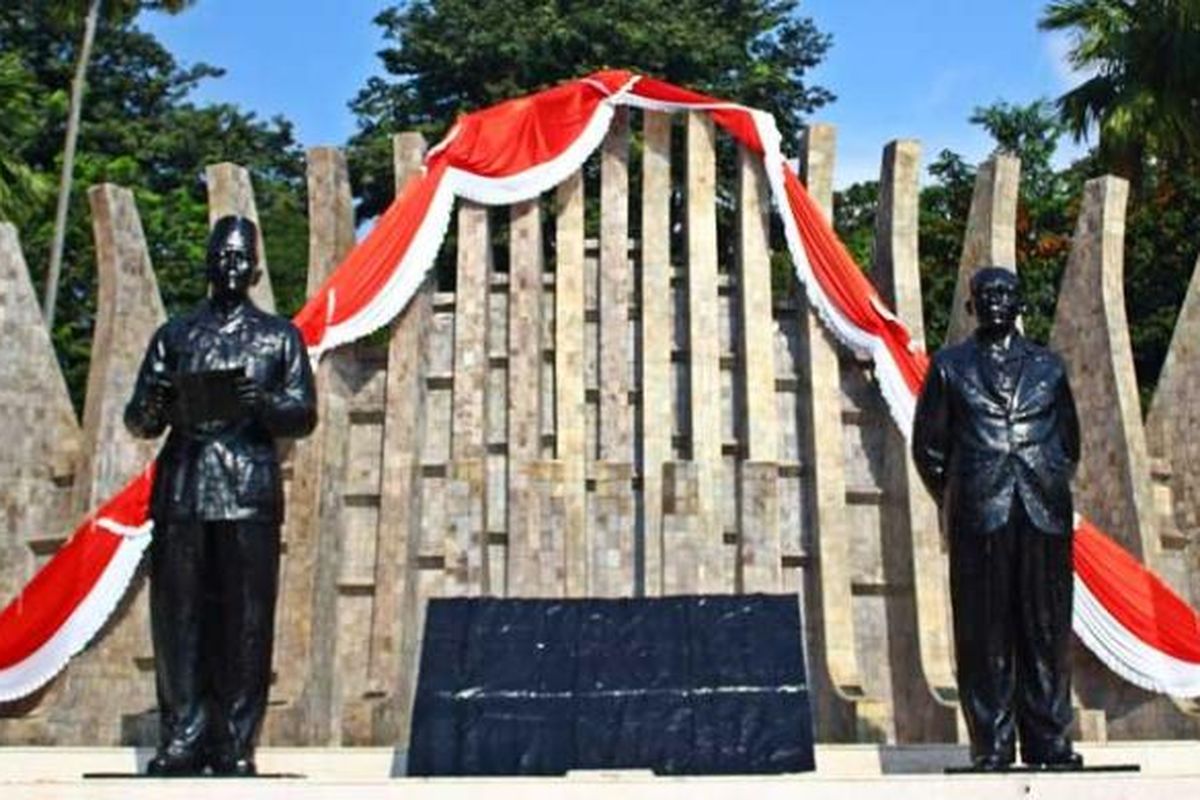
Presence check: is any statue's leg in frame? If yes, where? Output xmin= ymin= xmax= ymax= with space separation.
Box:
xmin=949 ymin=524 xmax=1018 ymax=764
xmin=148 ymin=519 xmax=210 ymax=772
xmin=207 ymin=520 xmax=280 ymax=772
xmin=1013 ymin=508 xmax=1074 ymax=763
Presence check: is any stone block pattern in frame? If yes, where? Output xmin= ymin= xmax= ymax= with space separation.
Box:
xmin=5 ymin=119 xmax=1200 ymax=750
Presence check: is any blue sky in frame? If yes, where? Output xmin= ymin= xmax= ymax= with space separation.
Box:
xmin=143 ymin=0 xmax=1090 ymax=189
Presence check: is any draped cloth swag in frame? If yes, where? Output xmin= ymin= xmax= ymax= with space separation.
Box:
xmin=2 ymin=70 xmax=1199 ymax=702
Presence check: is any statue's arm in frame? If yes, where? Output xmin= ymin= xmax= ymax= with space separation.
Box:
xmin=124 ymin=328 xmax=172 ymax=439
xmin=911 ymin=359 xmax=951 ymax=502
xmin=1057 ymin=365 xmax=1081 ymax=476
xmin=259 ymin=325 xmax=318 ymax=439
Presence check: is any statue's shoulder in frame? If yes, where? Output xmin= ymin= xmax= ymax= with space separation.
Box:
xmin=1020 ymin=337 xmax=1068 ymax=373
xmin=931 ymin=339 xmax=975 ymax=371
xmin=245 ymin=304 xmax=307 ymax=346
xmin=246 ymin=304 xmax=297 ymax=332
xmin=156 ymin=303 xmax=206 ymax=340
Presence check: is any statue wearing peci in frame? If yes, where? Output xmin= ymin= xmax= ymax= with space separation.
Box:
xmin=124 ymin=215 xmax=317 ymax=777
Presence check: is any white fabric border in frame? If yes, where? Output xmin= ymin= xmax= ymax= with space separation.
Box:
xmin=0 ymin=530 xmax=151 ymax=702
xmin=1074 ymin=575 xmax=1200 ymax=697
xmin=6 ymin=74 xmax=1190 ymax=704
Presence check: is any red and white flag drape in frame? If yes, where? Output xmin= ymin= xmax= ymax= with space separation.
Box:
xmin=3 ymin=70 xmax=1199 ymax=702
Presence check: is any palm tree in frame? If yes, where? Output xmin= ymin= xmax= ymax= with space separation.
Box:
xmin=41 ymin=0 xmax=194 ymax=330
xmin=1039 ymin=0 xmax=1200 ymax=183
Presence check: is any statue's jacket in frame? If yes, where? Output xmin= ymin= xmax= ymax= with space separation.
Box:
xmin=124 ymin=299 xmax=317 ymax=523
xmin=911 ymin=334 xmax=1081 ymax=536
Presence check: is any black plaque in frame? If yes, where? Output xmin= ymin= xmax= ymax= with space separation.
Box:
xmin=408 ymin=594 xmax=814 ymax=776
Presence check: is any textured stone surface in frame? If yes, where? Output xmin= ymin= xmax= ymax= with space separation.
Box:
xmin=267 ymin=146 xmax=358 ymax=745
xmin=945 ymin=155 xmax=1020 ymax=345
xmin=640 ymin=112 xmax=672 ymax=597
xmin=3 ymin=184 xmax=167 ymax=745
xmin=735 ymin=145 xmax=781 ymax=592
xmin=371 ymin=132 xmax=431 ymax=743
xmin=872 ymin=140 xmax=959 ymax=742
xmin=205 ymin=162 xmax=275 ymax=312
xmin=682 ymin=113 xmax=724 ymax=590
xmin=555 ymin=171 xmax=588 ymax=597
xmin=1049 ymin=176 xmax=1197 ymax=740
xmin=507 ymin=199 xmax=548 ymax=596
xmin=1145 ymin=251 xmax=1200 ymax=603
xmin=795 ymin=124 xmax=881 ymax=741
xmin=0 ymin=224 xmax=80 ymax=605
xmin=7 ymin=124 xmax=1200 ymax=750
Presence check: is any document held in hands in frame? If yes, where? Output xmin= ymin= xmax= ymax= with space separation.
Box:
xmin=171 ymin=368 xmax=245 ymax=425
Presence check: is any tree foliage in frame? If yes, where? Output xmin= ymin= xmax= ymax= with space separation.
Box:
xmin=0 ymin=3 xmax=309 ymax=412
xmin=1039 ymin=0 xmax=1200 ymax=182
xmin=348 ymin=0 xmax=835 ymax=221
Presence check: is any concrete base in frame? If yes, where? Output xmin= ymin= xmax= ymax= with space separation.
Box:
xmin=3 ymin=743 xmax=1198 ymax=799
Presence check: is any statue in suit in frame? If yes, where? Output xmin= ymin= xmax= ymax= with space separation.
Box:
xmin=125 ymin=216 xmax=317 ymax=776
xmin=912 ymin=267 xmax=1082 ymax=771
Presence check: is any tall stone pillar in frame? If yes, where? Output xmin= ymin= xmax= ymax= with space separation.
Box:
xmin=1051 ymin=175 xmax=1198 ymax=739
xmin=0 ymin=225 xmax=80 ymax=606
xmin=1145 ymin=251 xmax=1200 ymax=603
xmin=205 ymin=162 xmax=275 ymax=312
xmin=796 ymin=124 xmax=886 ymax=741
xmin=945 ymin=155 xmax=1020 ymax=345
xmin=372 ymin=132 xmax=431 ymax=743
xmin=33 ymin=184 xmax=168 ymax=744
xmin=872 ymin=140 xmax=959 ymax=741
xmin=267 ymin=147 xmax=356 ymax=744
xmin=639 ymin=112 xmax=673 ymax=597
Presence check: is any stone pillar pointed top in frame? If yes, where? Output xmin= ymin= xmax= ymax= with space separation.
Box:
xmin=0 ymin=223 xmax=81 ymax=602
xmin=74 ymin=184 xmax=167 ymax=512
xmin=305 ymin=148 xmax=356 ymax=291
xmin=1050 ymin=175 xmax=1158 ymax=561
xmin=945 ymin=153 xmax=1020 ymax=345
xmin=873 ymin=139 xmax=924 ymax=339
xmin=205 ymin=162 xmax=275 ymax=313
xmin=393 ymin=133 xmax=427 ymax=193
xmin=1146 ymin=251 xmax=1200 ymax=599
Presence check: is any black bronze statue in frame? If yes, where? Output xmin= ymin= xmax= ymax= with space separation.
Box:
xmin=125 ymin=215 xmax=317 ymax=776
xmin=912 ymin=267 xmax=1082 ymax=771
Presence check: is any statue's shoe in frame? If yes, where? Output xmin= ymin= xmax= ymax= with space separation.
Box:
xmin=209 ymin=754 xmax=257 ymax=777
xmin=971 ymin=752 xmax=1015 ymax=772
xmin=146 ymin=743 xmax=202 ymax=777
xmin=1023 ymin=746 xmax=1083 ymax=770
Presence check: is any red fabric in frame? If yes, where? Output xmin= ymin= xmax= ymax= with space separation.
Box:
xmin=629 ymin=77 xmax=765 ymax=154
xmin=438 ymin=78 xmax=611 ymax=177
xmin=1074 ymin=517 xmax=1200 ymax=663
xmin=0 ymin=469 xmax=153 ymax=669
xmin=782 ymin=168 xmax=928 ymax=394
xmin=294 ymin=161 xmax=448 ymax=346
xmin=4 ymin=70 xmax=1200 ymax=695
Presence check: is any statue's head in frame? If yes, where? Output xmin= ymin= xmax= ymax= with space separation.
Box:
xmin=968 ymin=266 xmax=1022 ymax=337
xmin=206 ymin=215 xmax=260 ymax=302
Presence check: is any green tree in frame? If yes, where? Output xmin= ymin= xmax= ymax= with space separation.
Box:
xmin=1039 ymin=0 xmax=1200 ymax=182
xmin=348 ymin=0 xmax=834 ymax=221
xmin=0 ymin=3 xmax=309 ymax=411
xmin=0 ymin=53 xmax=52 ymax=226
xmin=969 ymin=100 xmax=1077 ymax=343
xmin=42 ymin=0 xmax=196 ymax=330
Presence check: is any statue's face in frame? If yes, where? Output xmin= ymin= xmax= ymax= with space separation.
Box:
xmin=207 ymin=224 xmax=258 ymax=302
xmin=970 ymin=270 xmax=1021 ymax=336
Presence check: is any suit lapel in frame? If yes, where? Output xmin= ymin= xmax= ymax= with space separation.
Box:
xmin=1006 ymin=336 xmax=1032 ymax=413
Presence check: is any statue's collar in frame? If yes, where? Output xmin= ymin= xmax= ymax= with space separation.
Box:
xmin=200 ymin=297 xmax=254 ymax=331
xmin=972 ymin=331 xmax=1030 ymax=361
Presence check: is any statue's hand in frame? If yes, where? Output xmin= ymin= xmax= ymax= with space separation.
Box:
xmin=234 ymin=374 xmax=267 ymax=413
xmin=145 ymin=373 xmax=175 ymax=415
